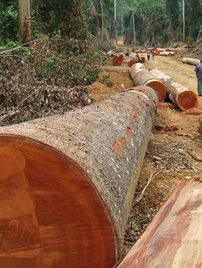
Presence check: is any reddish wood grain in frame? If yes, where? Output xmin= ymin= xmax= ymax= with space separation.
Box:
xmin=130 ymin=63 xmax=166 ymax=102
xmin=0 ymin=136 xmax=118 ymax=268
xmin=118 ymin=179 xmax=202 ymax=268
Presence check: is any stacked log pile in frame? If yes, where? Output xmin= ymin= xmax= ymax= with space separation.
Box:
xmin=150 ymin=68 xmax=198 ymax=111
xmin=117 ymin=179 xmax=202 ymax=268
xmin=130 ymin=63 xmax=166 ymax=102
xmin=0 ymin=86 xmax=158 ymax=268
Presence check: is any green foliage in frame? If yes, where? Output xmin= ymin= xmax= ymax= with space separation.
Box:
xmin=0 ymin=2 xmax=18 ymax=40
xmin=100 ymin=74 xmax=113 ymax=87
xmin=84 ymin=0 xmax=202 ymax=45
xmin=35 ymin=37 xmax=100 ymax=86
xmin=33 ymin=0 xmax=88 ymax=39
xmin=186 ymin=0 xmax=202 ymax=41
xmin=166 ymin=0 xmax=179 ymax=32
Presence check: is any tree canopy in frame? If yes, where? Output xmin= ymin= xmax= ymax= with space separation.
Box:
xmin=0 ymin=0 xmax=202 ymax=45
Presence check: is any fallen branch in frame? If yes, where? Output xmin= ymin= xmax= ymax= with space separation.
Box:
xmin=135 ymin=170 xmax=159 ymax=203
xmin=0 ymin=41 xmax=32 ymax=55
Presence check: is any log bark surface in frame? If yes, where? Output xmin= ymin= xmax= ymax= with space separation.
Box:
xmin=151 ymin=68 xmax=198 ymax=110
xmin=182 ymin=57 xmax=200 ymax=66
xmin=0 ymin=87 xmax=158 ymax=268
xmin=118 ymin=179 xmax=202 ymax=268
xmin=199 ymin=115 xmax=202 ymax=134
xmin=130 ymin=63 xmax=166 ymax=102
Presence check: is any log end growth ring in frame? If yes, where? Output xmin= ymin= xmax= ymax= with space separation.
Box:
xmin=144 ymin=79 xmax=166 ymax=102
xmin=177 ymin=91 xmax=198 ymax=111
xmin=0 ymin=135 xmax=118 ymax=268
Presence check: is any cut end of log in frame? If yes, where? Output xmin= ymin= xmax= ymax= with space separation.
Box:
xmin=144 ymin=80 xmax=166 ymax=102
xmin=177 ymin=91 xmax=198 ymax=111
xmin=128 ymin=59 xmax=136 ymax=67
xmin=112 ymin=54 xmax=124 ymax=66
xmin=0 ymin=135 xmax=118 ymax=268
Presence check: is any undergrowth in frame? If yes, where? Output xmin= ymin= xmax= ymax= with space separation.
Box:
xmin=0 ymin=34 xmax=104 ymax=88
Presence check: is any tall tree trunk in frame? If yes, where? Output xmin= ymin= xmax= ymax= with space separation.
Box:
xmin=100 ymin=0 xmax=104 ymax=40
xmin=182 ymin=0 xmax=185 ymax=41
xmin=132 ymin=10 xmax=136 ymax=46
xmin=114 ymin=0 xmax=118 ymax=44
xmin=19 ymin=0 xmax=31 ymax=46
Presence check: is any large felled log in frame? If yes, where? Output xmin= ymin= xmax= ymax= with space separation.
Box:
xmin=0 ymin=87 xmax=158 ymax=268
xmin=182 ymin=57 xmax=200 ymax=66
xmin=130 ymin=63 xmax=166 ymax=102
xmin=150 ymin=68 xmax=198 ymax=111
xmin=117 ymin=179 xmax=202 ymax=268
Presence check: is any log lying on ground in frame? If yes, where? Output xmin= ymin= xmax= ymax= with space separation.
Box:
xmin=135 ymin=49 xmax=146 ymax=53
xmin=150 ymin=68 xmax=171 ymax=81
xmin=157 ymin=48 xmax=176 ymax=52
xmin=151 ymin=68 xmax=198 ymax=110
xmin=182 ymin=57 xmax=200 ymax=66
xmin=0 ymin=86 xmax=158 ymax=268
xmin=159 ymin=51 xmax=175 ymax=56
xmin=117 ymin=179 xmax=202 ymax=268
xmin=130 ymin=63 xmax=166 ymax=102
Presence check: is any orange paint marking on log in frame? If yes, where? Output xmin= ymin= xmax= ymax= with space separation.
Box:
xmin=131 ymin=108 xmax=138 ymax=118
xmin=110 ymin=141 xmax=124 ymax=159
xmin=126 ymin=127 xmax=132 ymax=137
xmin=119 ymin=136 xmax=127 ymax=146
xmin=110 ymin=107 xmax=138 ymax=158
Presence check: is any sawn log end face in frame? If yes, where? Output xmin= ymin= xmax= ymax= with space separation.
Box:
xmin=0 ymin=135 xmax=118 ymax=268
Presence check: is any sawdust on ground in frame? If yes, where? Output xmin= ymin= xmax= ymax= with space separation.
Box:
xmin=90 ymin=70 xmax=134 ymax=101
xmin=89 ymin=53 xmax=202 ymax=256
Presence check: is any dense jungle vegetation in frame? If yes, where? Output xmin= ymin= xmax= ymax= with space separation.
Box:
xmin=0 ymin=0 xmax=202 ymax=45
xmin=0 ymin=0 xmax=201 ymax=99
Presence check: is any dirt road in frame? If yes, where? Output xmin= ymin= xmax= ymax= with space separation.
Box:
xmin=90 ymin=54 xmax=202 ymax=256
